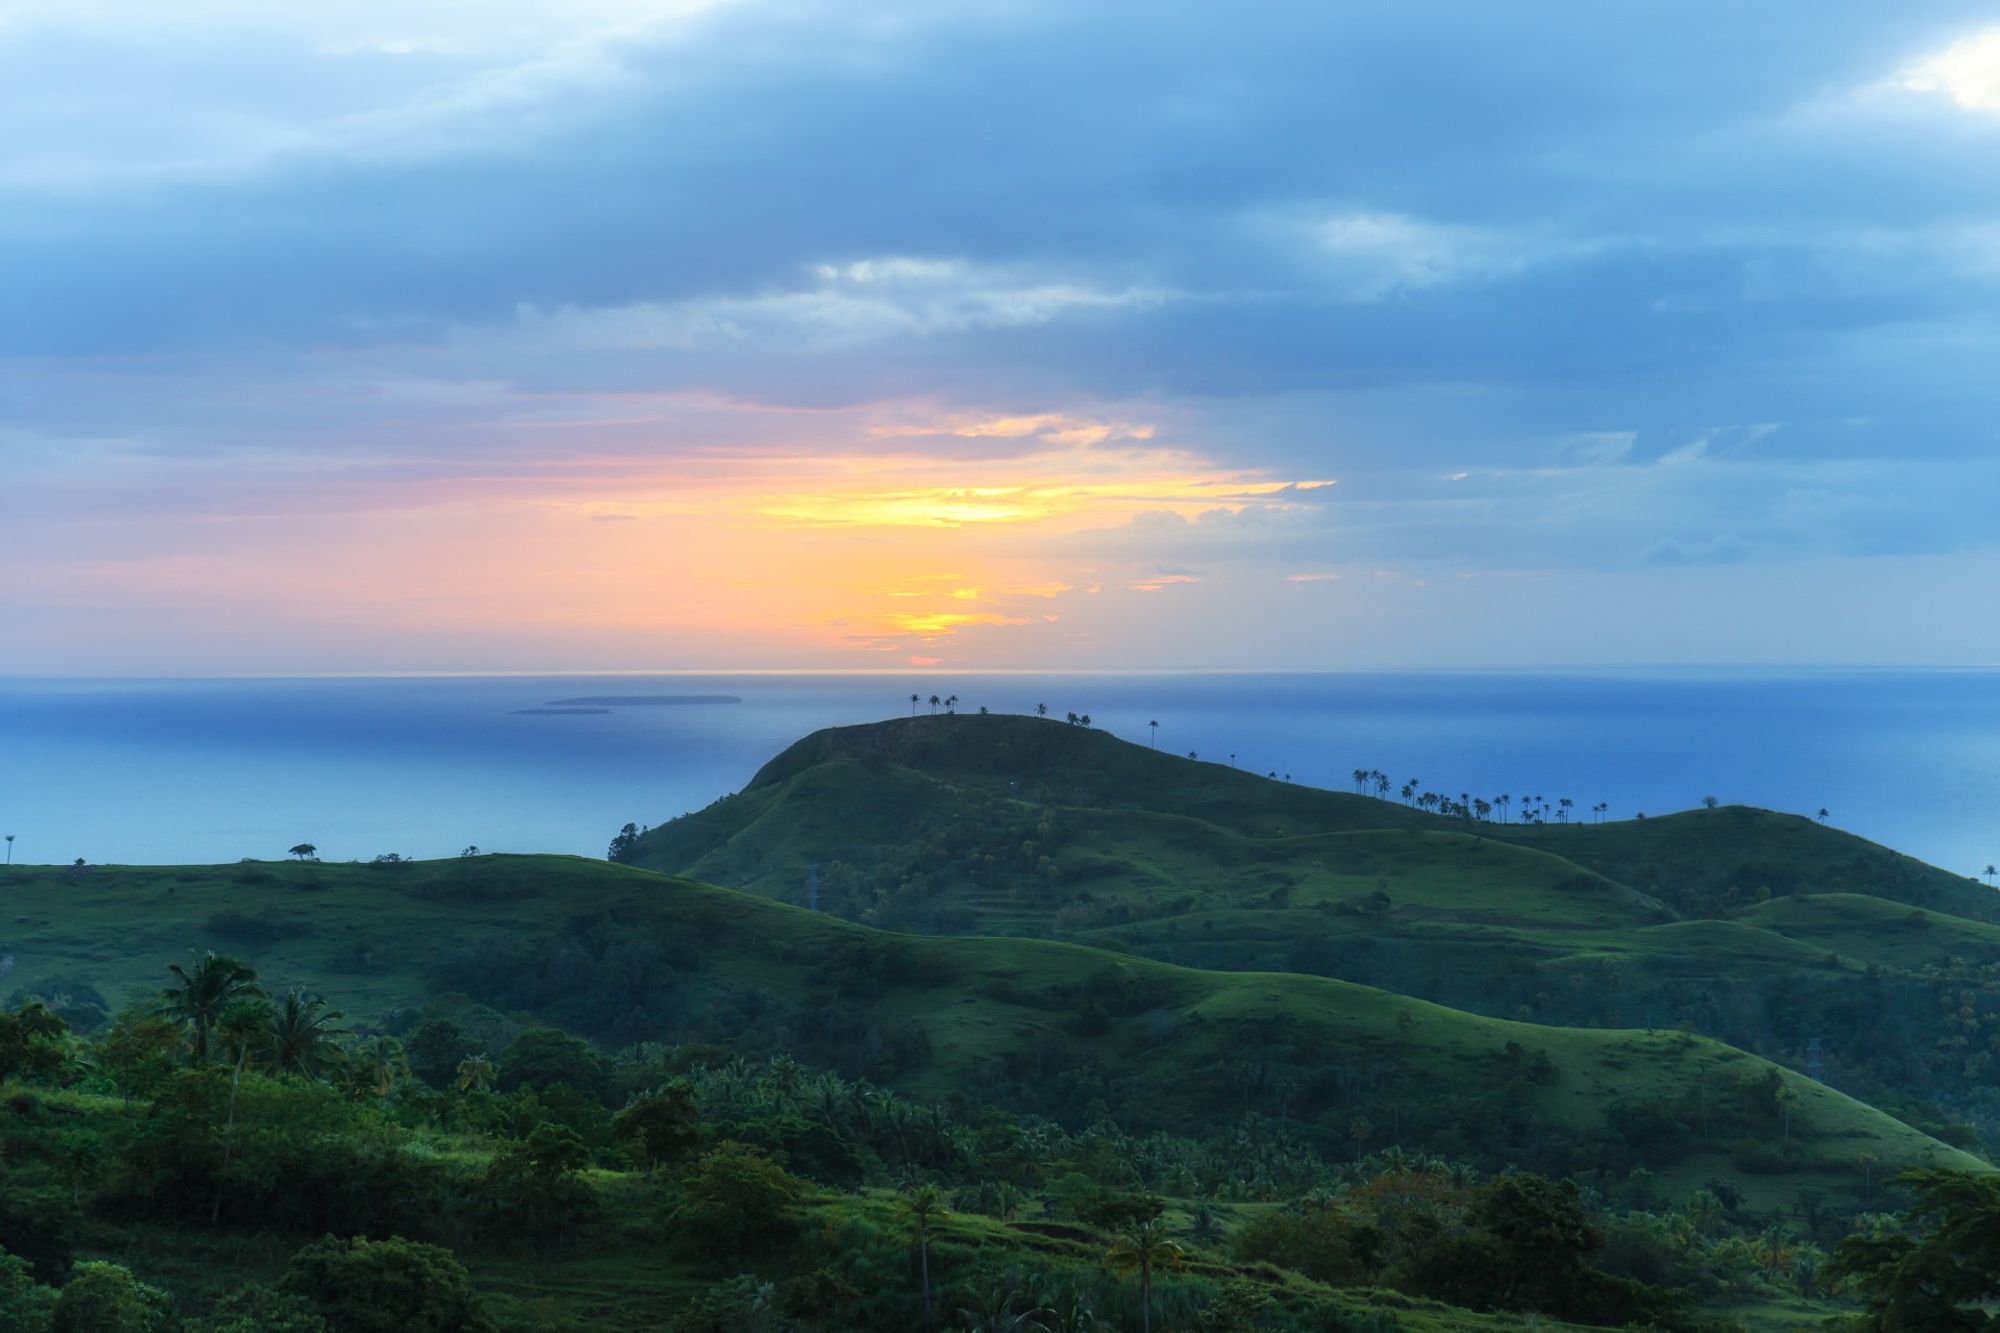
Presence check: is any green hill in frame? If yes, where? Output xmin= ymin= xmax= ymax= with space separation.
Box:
xmin=0 ymin=854 xmax=1975 ymax=1209
xmin=623 ymin=713 xmax=2000 ymax=1148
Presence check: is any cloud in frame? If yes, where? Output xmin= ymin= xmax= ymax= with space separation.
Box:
xmin=7 ymin=1 xmax=2000 ymax=668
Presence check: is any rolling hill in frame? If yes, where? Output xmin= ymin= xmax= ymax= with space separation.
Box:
xmin=0 ymin=853 xmax=1976 ymax=1210
xmin=622 ymin=713 xmax=2000 ymax=1147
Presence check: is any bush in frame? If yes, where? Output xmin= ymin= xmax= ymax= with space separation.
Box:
xmin=670 ymin=1143 xmax=802 ymax=1257
xmin=496 ymin=1030 xmax=610 ymax=1101
xmin=52 ymin=1262 xmax=169 ymax=1333
xmin=0 ymin=1248 xmax=56 ymax=1333
xmin=1233 ymin=1205 xmax=1377 ymax=1285
xmin=280 ymin=1235 xmax=495 ymax=1333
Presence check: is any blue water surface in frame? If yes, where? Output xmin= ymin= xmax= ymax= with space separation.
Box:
xmin=0 ymin=671 xmax=1993 ymax=876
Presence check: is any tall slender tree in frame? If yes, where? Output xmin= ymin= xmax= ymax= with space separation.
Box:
xmin=1149 ymin=720 xmax=1159 ymax=749
xmin=1105 ymin=1219 xmax=1184 ymax=1333
xmin=160 ymin=953 xmax=263 ymax=1064
xmin=903 ymin=1182 xmax=948 ymax=1333
xmin=268 ymin=989 xmax=348 ymax=1080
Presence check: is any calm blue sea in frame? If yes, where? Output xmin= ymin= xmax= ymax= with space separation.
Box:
xmin=0 ymin=671 xmax=1993 ymax=878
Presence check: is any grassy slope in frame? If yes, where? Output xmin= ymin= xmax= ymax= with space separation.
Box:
xmin=630 ymin=714 xmax=1990 ymax=984
xmin=0 ymin=854 xmax=1979 ymax=1208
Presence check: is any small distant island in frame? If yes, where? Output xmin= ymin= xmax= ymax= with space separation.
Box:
xmin=509 ymin=707 xmax=613 ymax=715
xmin=542 ymin=694 xmax=742 ymax=706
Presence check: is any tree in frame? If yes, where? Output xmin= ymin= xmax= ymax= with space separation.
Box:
xmin=268 ymin=990 xmax=348 ymax=1080
xmin=216 ymin=997 xmax=273 ymax=1169
xmin=0 ymin=1002 xmax=68 ymax=1083
xmin=280 ymin=1235 xmax=495 ymax=1333
xmin=1352 ymin=768 xmax=1369 ymax=794
xmin=902 ymin=1181 xmax=948 ymax=1333
xmin=1986 ymin=864 xmax=1996 ymax=887
xmin=1702 ymin=795 xmax=1719 ymax=810
xmin=1149 ymin=720 xmax=1159 ymax=749
xmin=160 ymin=953 xmax=263 ymax=1064
xmin=287 ymin=844 xmax=318 ymax=862
xmin=0 ymin=1247 xmax=56 ymax=1333
xmin=454 ymin=1055 xmax=495 ymax=1095
xmin=356 ymin=1035 xmax=410 ymax=1098
xmin=497 ymin=1028 xmax=608 ymax=1098
xmin=404 ymin=1018 xmax=479 ymax=1090
xmin=929 ymin=694 xmax=941 ymax=714
xmin=1105 ymin=1218 xmax=1184 ymax=1333
xmin=1831 ymin=1169 xmax=2000 ymax=1332
xmin=672 ymin=1143 xmax=802 ymax=1255
xmin=910 ymin=693 xmax=920 ymax=716
xmin=1817 ymin=807 xmax=1830 ymax=823
xmin=3 ymin=835 xmax=13 ymax=867
xmin=612 ymin=1085 xmax=702 ymax=1173
xmin=1036 ymin=703 xmax=1048 ymax=717
xmin=607 ymin=822 xmax=641 ymax=861
xmin=51 ymin=1262 xmax=169 ymax=1333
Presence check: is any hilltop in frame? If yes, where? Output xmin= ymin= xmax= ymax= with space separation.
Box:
xmin=624 ymin=713 xmax=2000 ymax=1146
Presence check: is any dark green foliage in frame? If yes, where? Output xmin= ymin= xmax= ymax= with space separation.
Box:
xmin=611 ymin=1085 xmax=702 ymax=1172
xmin=666 ymin=1274 xmax=779 ymax=1333
xmin=1831 ymin=1169 xmax=2000 ymax=1331
xmin=6 ymin=979 xmax=109 ymax=1034
xmin=0 ymin=1003 xmax=68 ymax=1083
xmin=478 ymin=1122 xmax=598 ymax=1243
xmin=114 ymin=1069 xmax=445 ymax=1237
xmin=439 ymin=916 xmax=691 ymax=1045
xmin=401 ymin=1019 xmax=481 ymax=1090
xmin=1396 ymin=1173 xmax=1688 ymax=1327
xmin=1233 ymin=1204 xmax=1378 ymax=1286
xmin=0 ymin=1246 xmax=56 ymax=1333
xmin=186 ymin=1285 xmax=331 ymax=1333
xmin=495 ymin=1028 xmax=610 ymax=1100
xmin=671 ymin=1142 xmax=802 ymax=1256
xmin=51 ymin=1262 xmax=169 ymax=1333
xmin=279 ymin=1234 xmax=495 ymax=1333
xmin=0 ymin=1188 xmax=76 ymax=1284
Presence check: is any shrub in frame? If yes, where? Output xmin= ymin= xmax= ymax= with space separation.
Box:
xmin=52 ymin=1263 xmax=169 ymax=1333
xmin=671 ymin=1143 xmax=802 ymax=1257
xmin=280 ymin=1235 xmax=495 ymax=1333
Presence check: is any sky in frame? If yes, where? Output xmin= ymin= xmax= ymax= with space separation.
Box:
xmin=5 ymin=1 xmax=2000 ymax=673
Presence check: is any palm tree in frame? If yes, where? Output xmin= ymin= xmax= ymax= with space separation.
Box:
xmin=902 ymin=1181 xmax=948 ymax=1333
xmin=3 ymin=834 xmax=12 ymax=866
xmin=358 ymin=1034 xmax=410 ymax=1098
xmin=160 ymin=953 xmax=263 ymax=1064
xmin=1817 ymin=807 xmax=1829 ymax=823
xmin=1078 ymin=714 xmax=1091 ymax=728
xmin=911 ymin=693 xmax=920 ymax=716
xmin=1105 ymin=1218 xmax=1184 ymax=1333
xmin=456 ymin=1054 xmax=497 ymax=1094
xmin=946 ymin=694 xmax=959 ymax=715
xmin=268 ymin=989 xmax=348 ymax=1080
xmin=1352 ymin=768 xmax=1369 ymax=794
xmin=1985 ymin=864 xmax=1997 ymax=887
xmin=215 ymin=997 xmax=273 ymax=1197
xmin=1036 ymin=702 xmax=1048 ymax=717
xmin=1559 ymin=797 xmax=1573 ymax=824
xmin=1149 ymin=721 xmax=1159 ymax=749
xmin=929 ymin=694 xmax=941 ymax=715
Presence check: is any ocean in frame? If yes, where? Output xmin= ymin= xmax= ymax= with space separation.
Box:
xmin=0 ymin=670 xmax=1994 ymax=879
